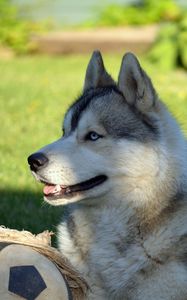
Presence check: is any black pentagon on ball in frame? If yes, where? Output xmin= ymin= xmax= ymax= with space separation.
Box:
xmin=9 ymin=265 xmax=47 ymax=300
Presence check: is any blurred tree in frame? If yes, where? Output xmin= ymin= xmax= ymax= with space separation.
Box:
xmin=87 ymin=0 xmax=182 ymax=27
xmin=148 ymin=12 xmax=187 ymax=70
xmin=0 ymin=0 xmax=49 ymax=54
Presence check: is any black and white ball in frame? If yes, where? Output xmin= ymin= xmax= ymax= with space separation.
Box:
xmin=0 ymin=244 xmax=72 ymax=299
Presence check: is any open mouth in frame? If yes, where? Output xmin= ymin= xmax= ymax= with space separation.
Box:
xmin=42 ymin=175 xmax=107 ymax=200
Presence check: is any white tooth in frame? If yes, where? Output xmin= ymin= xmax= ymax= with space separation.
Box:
xmin=56 ymin=185 xmax=61 ymax=192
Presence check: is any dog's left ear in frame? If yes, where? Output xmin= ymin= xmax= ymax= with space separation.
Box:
xmin=84 ymin=50 xmax=115 ymax=91
xmin=118 ymin=53 xmax=156 ymax=112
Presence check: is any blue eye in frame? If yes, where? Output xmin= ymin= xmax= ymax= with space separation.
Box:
xmin=85 ymin=131 xmax=103 ymax=141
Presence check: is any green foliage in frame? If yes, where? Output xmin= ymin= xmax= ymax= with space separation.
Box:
xmin=91 ymin=0 xmax=181 ymax=27
xmin=148 ymin=12 xmax=187 ymax=70
xmin=148 ymin=23 xmax=178 ymax=70
xmin=178 ymin=15 xmax=187 ymax=68
xmin=0 ymin=0 xmax=48 ymax=54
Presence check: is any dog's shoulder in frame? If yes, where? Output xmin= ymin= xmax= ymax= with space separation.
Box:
xmin=143 ymin=193 xmax=187 ymax=263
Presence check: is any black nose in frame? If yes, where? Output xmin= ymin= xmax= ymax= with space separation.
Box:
xmin=28 ymin=152 xmax=49 ymax=172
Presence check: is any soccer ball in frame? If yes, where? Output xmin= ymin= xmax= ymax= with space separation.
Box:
xmin=0 ymin=244 xmax=74 ymax=299
xmin=0 ymin=228 xmax=87 ymax=299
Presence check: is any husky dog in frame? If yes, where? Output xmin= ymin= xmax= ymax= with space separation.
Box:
xmin=28 ymin=51 xmax=187 ymax=299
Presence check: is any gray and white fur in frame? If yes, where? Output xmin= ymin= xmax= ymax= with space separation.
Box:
xmin=28 ymin=51 xmax=187 ymax=299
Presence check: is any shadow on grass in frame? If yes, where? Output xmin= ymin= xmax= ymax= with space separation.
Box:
xmin=0 ymin=189 xmax=63 ymax=239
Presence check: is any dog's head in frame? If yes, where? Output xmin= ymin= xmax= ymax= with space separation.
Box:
xmin=28 ymin=51 xmax=184 ymax=207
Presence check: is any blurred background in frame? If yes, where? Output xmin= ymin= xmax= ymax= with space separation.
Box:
xmin=0 ymin=0 xmax=187 ymax=238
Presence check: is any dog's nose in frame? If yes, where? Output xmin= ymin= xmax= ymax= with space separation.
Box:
xmin=28 ymin=152 xmax=49 ymax=172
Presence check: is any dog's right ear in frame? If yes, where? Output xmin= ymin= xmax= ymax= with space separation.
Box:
xmin=83 ymin=51 xmax=115 ymax=91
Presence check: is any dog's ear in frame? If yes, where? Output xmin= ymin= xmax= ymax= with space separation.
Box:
xmin=84 ymin=50 xmax=115 ymax=91
xmin=118 ymin=53 xmax=156 ymax=112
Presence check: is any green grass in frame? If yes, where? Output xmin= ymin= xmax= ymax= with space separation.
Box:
xmin=0 ymin=54 xmax=187 ymax=236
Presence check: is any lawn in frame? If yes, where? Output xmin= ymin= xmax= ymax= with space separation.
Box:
xmin=0 ymin=54 xmax=187 ymax=237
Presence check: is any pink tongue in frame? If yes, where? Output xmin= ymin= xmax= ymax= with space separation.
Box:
xmin=43 ymin=185 xmax=57 ymax=195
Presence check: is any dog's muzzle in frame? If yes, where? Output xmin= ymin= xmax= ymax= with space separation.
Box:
xmin=28 ymin=152 xmax=48 ymax=172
